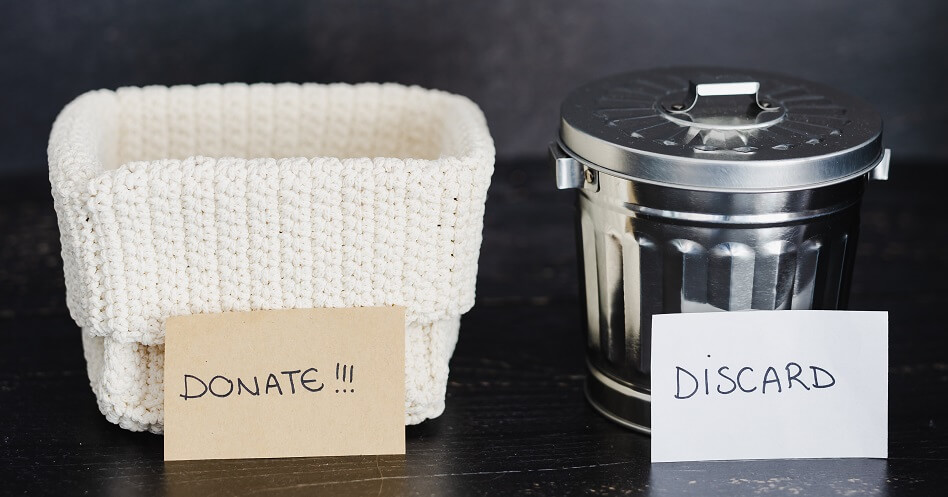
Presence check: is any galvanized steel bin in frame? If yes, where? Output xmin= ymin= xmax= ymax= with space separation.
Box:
xmin=551 ymin=67 xmax=890 ymax=432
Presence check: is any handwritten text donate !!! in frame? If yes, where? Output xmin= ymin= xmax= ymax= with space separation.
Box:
xmin=179 ymin=363 xmax=357 ymax=400
xmin=675 ymin=357 xmax=836 ymax=399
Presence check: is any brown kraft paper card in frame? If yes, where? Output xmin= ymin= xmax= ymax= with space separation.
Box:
xmin=163 ymin=307 xmax=406 ymax=461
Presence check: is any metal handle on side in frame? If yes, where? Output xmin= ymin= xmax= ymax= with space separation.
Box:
xmin=551 ymin=142 xmax=585 ymax=189
xmin=870 ymin=149 xmax=891 ymax=181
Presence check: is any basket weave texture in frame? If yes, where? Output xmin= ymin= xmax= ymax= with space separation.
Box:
xmin=48 ymin=82 xmax=495 ymax=433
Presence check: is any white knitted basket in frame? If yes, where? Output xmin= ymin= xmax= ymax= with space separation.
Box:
xmin=47 ymin=82 xmax=494 ymax=433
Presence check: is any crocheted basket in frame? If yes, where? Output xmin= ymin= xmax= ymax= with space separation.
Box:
xmin=47 ymin=82 xmax=494 ymax=433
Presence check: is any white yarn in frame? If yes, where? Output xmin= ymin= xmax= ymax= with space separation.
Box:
xmin=48 ymin=82 xmax=495 ymax=433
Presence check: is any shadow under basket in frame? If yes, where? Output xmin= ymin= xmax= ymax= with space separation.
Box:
xmin=48 ymin=82 xmax=495 ymax=433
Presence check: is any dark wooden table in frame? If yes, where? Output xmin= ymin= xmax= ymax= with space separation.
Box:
xmin=2 ymin=158 xmax=946 ymax=496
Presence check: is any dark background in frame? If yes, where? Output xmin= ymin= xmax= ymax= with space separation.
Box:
xmin=3 ymin=3 xmax=948 ymax=494
xmin=2 ymin=0 xmax=948 ymax=178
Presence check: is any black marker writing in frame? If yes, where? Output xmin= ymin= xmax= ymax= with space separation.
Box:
xmin=673 ymin=360 xmax=837 ymax=399
xmin=737 ymin=367 xmax=756 ymax=393
xmin=209 ymin=375 xmax=234 ymax=397
xmin=237 ymin=376 xmax=260 ymax=396
xmin=811 ymin=366 xmax=836 ymax=388
xmin=178 ymin=364 xmax=352 ymax=400
xmin=717 ymin=366 xmax=737 ymax=395
xmin=300 ymin=368 xmax=324 ymax=392
xmin=762 ymin=367 xmax=782 ymax=394
xmin=265 ymin=373 xmax=283 ymax=395
xmin=675 ymin=367 xmax=699 ymax=399
xmin=785 ymin=362 xmax=810 ymax=391
xmin=335 ymin=363 xmax=356 ymax=393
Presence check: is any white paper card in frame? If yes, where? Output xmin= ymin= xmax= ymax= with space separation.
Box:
xmin=651 ymin=310 xmax=888 ymax=463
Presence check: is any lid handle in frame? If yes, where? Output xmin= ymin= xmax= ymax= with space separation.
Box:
xmin=667 ymin=80 xmax=777 ymax=114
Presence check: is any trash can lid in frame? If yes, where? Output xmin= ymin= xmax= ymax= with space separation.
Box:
xmin=559 ymin=67 xmax=885 ymax=191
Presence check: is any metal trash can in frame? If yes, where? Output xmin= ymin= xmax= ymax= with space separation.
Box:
xmin=551 ymin=67 xmax=890 ymax=433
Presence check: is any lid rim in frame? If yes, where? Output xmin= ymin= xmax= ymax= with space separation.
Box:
xmin=560 ymin=67 xmax=884 ymax=190
xmin=556 ymin=133 xmax=883 ymax=193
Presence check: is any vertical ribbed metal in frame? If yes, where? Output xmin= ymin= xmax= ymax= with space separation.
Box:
xmin=581 ymin=215 xmax=859 ymax=388
xmin=596 ymin=231 xmax=625 ymax=365
xmin=580 ymin=212 xmax=600 ymax=351
xmin=621 ymin=232 xmax=661 ymax=375
xmin=576 ymin=171 xmax=865 ymax=434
